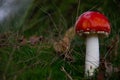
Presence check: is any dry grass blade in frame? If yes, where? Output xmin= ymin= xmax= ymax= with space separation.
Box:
xmin=3 ymin=46 xmax=16 ymax=80
xmin=104 ymin=35 xmax=119 ymax=60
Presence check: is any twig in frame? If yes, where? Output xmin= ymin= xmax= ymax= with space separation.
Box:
xmin=104 ymin=35 xmax=119 ymax=59
xmin=61 ymin=66 xmax=73 ymax=80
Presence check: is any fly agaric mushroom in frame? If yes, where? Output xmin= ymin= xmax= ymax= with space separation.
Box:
xmin=75 ymin=11 xmax=111 ymax=76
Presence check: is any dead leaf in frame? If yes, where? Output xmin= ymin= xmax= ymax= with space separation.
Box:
xmin=53 ymin=27 xmax=75 ymax=53
xmin=53 ymin=27 xmax=75 ymax=62
xmin=18 ymin=36 xmax=27 ymax=45
xmin=53 ymin=37 xmax=70 ymax=54
xmin=28 ymin=35 xmax=43 ymax=45
xmin=64 ymin=27 xmax=75 ymax=40
xmin=98 ymin=58 xmax=120 ymax=79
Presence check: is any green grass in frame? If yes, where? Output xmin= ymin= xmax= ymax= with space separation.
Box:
xmin=0 ymin=0 xmax=120 ymax=80
xmin=0 ymin=41 xmax=85 ymax=80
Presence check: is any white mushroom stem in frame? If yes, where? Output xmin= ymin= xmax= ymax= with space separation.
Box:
xmin=85 ymin=34 xmax=99 ymax=76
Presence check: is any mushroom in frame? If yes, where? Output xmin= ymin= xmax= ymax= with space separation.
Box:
xmin=75 ymin=11 xmax=111 ymax=76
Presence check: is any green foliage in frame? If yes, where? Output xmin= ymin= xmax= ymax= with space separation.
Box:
xmin=0 ymin=0 xmax=120 ymax=80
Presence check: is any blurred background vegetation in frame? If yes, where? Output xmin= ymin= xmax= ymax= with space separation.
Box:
xmin=0 ymin=0 xmax=120 ymax=80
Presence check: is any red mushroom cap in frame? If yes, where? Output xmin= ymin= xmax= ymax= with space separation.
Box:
xmin=75 ymin=11 xmax=111 ymax=36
